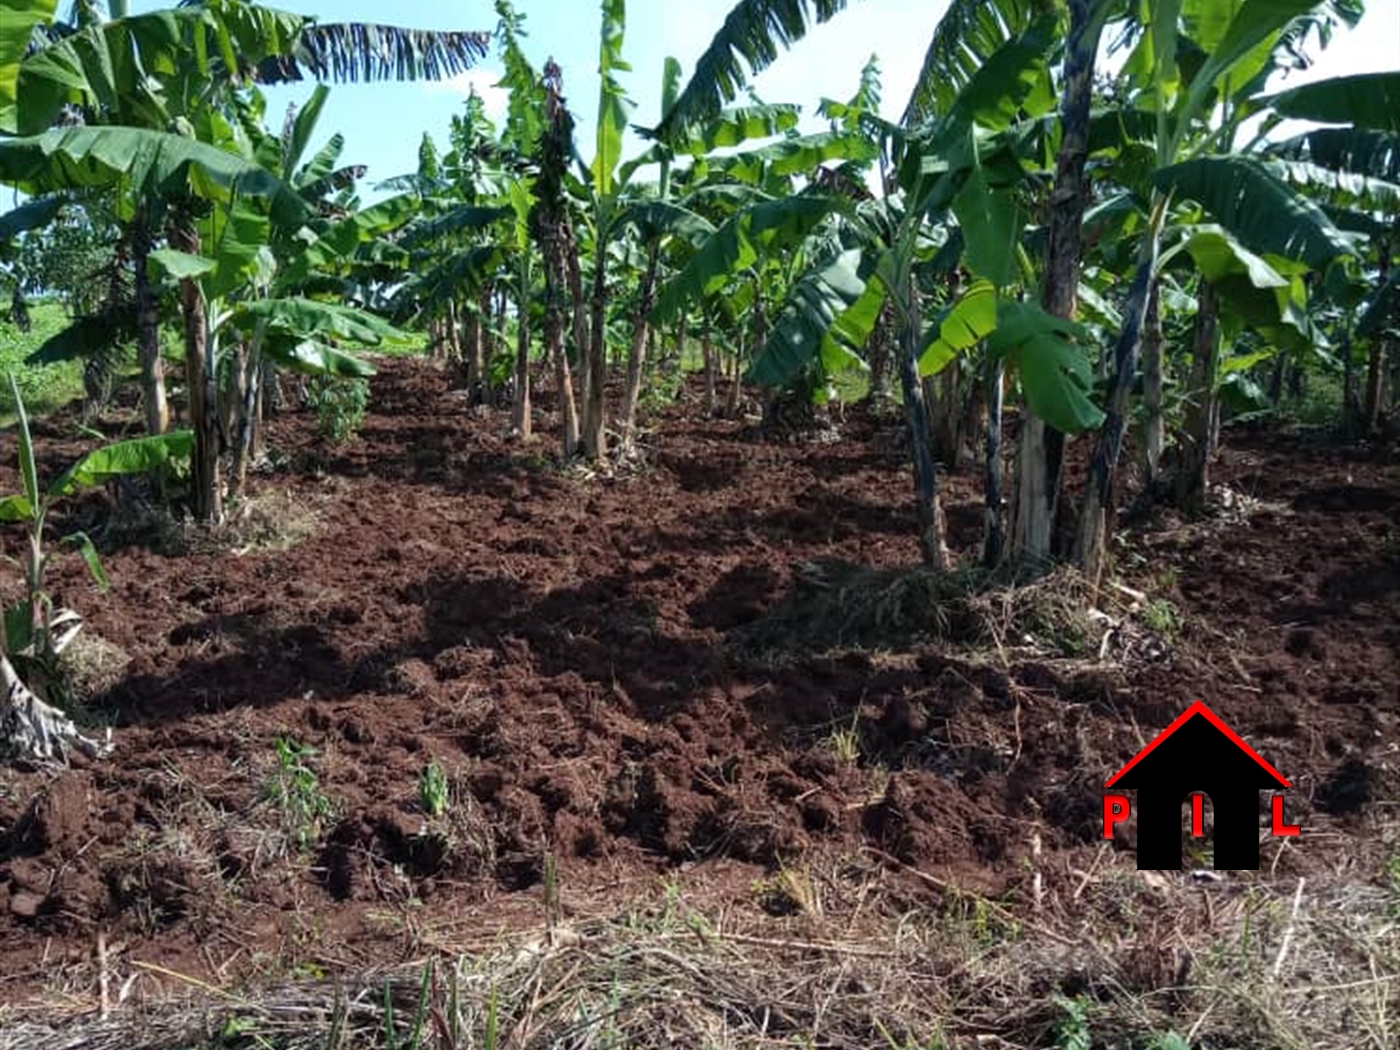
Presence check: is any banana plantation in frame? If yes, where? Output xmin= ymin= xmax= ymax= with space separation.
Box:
xmin=0 ymin=0 xmax=1397 ymax=1047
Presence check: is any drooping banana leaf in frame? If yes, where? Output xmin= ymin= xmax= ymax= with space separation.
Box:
xmin=0 ymin=195 xmax=65 ymax=242
xmin=902 ymin=0 xmax=1043 ymax=128
xmin=1199 ymin=249 xmax=1314 ymax=352
xmin=713 ymin=131 xmax=879 ymax=184
xmin=651 ymin=194 xmax=839 ymax=324
xmin=988 ymin=301 xmax=1104 ymax=433
xmin=262 ymin=337 xmax=377 ymax=377
xmin=1269 ymin=127 xmax=1400 ymax=183
xmin=919 ymin=279 xmax=997 ymax=376
xmin=748 ymin=248 xmax=876 ymax=386
xmin=660 ymin=102 xmax=801 ymax=153
xmin=233 ymin=297 xmax=405 ymax=346
xmin=658 ymin=0 xmax=852 ymax=137
xmin=1265 ymin=158 xmax=1400 ymax=213
xmin=148 ymin=248 xmax=219 ymax=280
xmin=51 ymin=432 xmax=195 ymax=497
xmin=0 ymin=126 xmax=309 ymax=228
xmin=615 ymin=201 xmax=716 ymax=247
xmin=1154 ymin=155 xmax=1358 ymax=267
xmin=399 ymin=205 xmax=513 ymax=249
xmin=1265 ymin=72 xmax=1400 ymax=135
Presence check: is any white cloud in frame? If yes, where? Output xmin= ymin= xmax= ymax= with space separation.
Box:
xmin=420 ymin=68 xmax=511 ymax=123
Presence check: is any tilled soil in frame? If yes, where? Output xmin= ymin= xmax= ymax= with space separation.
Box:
xmin=1 ymin=358 xmax=1396 ymax=1000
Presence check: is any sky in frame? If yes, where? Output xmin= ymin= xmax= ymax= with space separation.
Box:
xmin=131 ymin=0 xmax=1400 ymax=196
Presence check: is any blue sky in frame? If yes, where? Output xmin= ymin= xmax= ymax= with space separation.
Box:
xmin=135 ymin=0 xmax=1400 ymax=196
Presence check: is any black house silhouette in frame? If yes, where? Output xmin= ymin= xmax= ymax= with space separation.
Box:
xmin=1107 ymin=701 xmax=1291 ymax=870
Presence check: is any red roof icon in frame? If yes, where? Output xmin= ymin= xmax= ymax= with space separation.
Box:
xmin=1105 ymin=700 xmax=1291 ymax=789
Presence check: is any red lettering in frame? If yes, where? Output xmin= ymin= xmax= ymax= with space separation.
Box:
xmin=1104 ymin=794 xmax=1130 ymax=839
xmin=1272 ymin=795 xmax=1301 ymax=837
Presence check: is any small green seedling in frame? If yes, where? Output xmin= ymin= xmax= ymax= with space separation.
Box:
xmin=419 ymin=761 xmax=450 ymax=818
xmin=266 ymin=737 xmax=334 ymax=849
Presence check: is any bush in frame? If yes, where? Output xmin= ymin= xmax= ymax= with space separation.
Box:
xmin=306 ymin=374 xmax=370 ymax=442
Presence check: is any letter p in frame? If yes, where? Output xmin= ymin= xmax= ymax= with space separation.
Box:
xmin=1103 ymin=794 xmax=1131 ymax=839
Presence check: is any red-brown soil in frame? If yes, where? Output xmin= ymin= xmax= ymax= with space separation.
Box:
xmin=1 ymin=358 xmax=1397 ymax=1002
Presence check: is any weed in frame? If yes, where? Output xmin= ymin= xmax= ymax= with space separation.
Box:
xmin=641 ymin=361 xmax=685 ymax=414
xmin=1053 ymin=993 xmax=1093 ymax=1050
xmin=1142 ymin=597 xmax=1184 ymax=638
xmin=874 ymin=1019 xmax=950 ymax=1050
xmin=753 ymin=860 xmax=821 ymax=916
xmin=265 ymin=737 xmax=334 ymax=850
xmin=306 ymin=374 xmax=370 ymax=442
xmin=418 ymin=761 xmax=450 ymax=819
xmin=828 ymin=712 xmax=862 ymax=764
xmin=1150 ymin=565 xmax=1181 ymax=591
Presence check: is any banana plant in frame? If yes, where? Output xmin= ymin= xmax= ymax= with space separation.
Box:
xmin=1263 ymin=72 xmax=1400 ymax=433
xmin=656 ymin=3 xmax=1080 ymax=568
xmin=1069 ymin=0 xmax=1365 ymax=581
xmin=0 ymin=372 xmax=191 ymax=759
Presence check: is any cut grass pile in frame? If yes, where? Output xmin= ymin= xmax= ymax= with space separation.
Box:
xmin=3 ymin=848 xmax=1394 ymax=1050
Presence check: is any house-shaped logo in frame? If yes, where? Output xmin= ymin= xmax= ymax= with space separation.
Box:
xmin=1103 ymin=701 xmax=1300 ymax=870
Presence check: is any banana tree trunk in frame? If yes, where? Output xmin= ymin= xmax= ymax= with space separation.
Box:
xmin=542 ymin=245 xmax=579 ymax=457
xmin=511 ymin=282 xmax=532 ymax=438
xmin=583 ymin=247 xmax=609 ymax=459
xmin=899 ymin=286 xmax=952 ymax=570
xmin=930 ymin=359 xmax=962 ymax=467
xmin=701 ymin=320 xmax=718 ymax=416
xmin=221 ymin=341 xmax=245 ymax=463
xmin=469 ymin=286 xmax=492 ymax=397
xmin=726 ymin=333 xmax=744 ymax=417
xmin=1365 ymin=340 xmax=1387 ymax=432
xmin=619 ymin=246 xmax=659 ymax=448
xmin=565 ymin=238 xmax=591 ymax=411
xmin=130 ymin=215 xmax=169 ymax=436
xmin=984 ymin=356 xmax=1007 ymax=567
xmin=1342 ymin=329 xmax=1358 ymax=434
xmin=1175 ymin=280 xmax=1220 ymax=515
xmin=1076 ymin=206 xmax=1164 ymax=587
xmin=1013 ymin=0 xmax=1104 ymax=565
xmin=1 ymin=652 xmax=109 ymax=760
xmin=868 ymin=304 xmax=894 ymax=410
xmin=458 ymin=300 xmax=481 ymax=390
xmin=1268 ymin=351 xmax=1287 ymax=407
xmin=171 ymin=225 xmax=221 ymax=525
xmin=231 ymin=329 xmax=265 ymax=501
xmin=261 ymin=360 xmax=280 ymax=424
xmin=1142 ymin=280 xmax=1164 ymax=483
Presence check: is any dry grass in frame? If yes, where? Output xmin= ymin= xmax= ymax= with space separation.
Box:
xmin=217 ymin=489 xmax=323 ymax=555
xmin=55 ymin=632 xmax=132 ymax=706
xmin=92 ymin=486 xmax=323 ymax=558
xmin=740 ymin=561 xmax=1101 ymax=663
xmin=4 ymin=840 xmax=1395 ymax=1050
